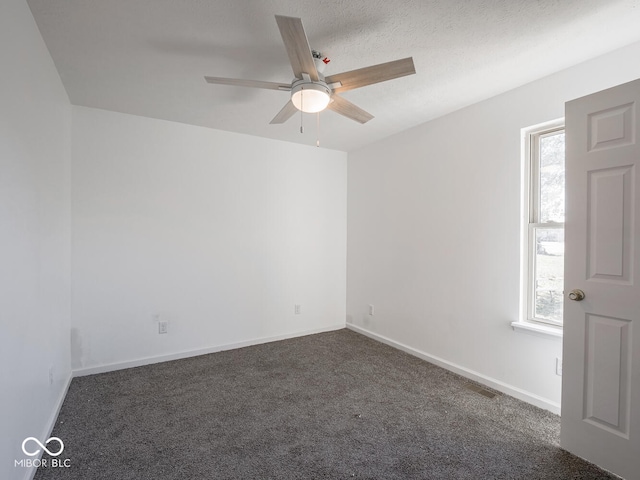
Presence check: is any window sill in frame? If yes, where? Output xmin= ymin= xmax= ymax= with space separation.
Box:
xmin=511 ymin=321 xmax=563 ymax=339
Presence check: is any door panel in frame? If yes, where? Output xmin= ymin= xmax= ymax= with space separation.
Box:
xmin=584 ymin=314 xmax=631 ymax=436
xmin=587 ymin=103 xmax=635 ymax=152
xmin=587 ymin=165 xmax=633 ymax=283
xmin=562 ymin=78 xmax=640 ymax=480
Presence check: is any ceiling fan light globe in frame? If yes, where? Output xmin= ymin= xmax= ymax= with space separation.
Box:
xmin=291 ymin=83 xmax=331 ymax=113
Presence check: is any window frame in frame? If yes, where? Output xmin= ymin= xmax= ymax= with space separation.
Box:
xmin=520 ymin=119 xmax=565 ymax=330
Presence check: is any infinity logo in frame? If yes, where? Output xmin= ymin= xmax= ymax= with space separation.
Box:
xmin=21 ymin=437 xmax=65 ymax=457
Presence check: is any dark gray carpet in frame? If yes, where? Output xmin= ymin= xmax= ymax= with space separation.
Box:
xmin=35 ymin=329 xmax=615 ymax=479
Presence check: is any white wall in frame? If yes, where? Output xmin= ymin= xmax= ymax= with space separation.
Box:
xmin=0 ymin=0 xmax=72 ymax=478
xmin=347 ymin=40 xmax=640 ymax=412
xmin=70 ymin=106 xmax=347 ymax=372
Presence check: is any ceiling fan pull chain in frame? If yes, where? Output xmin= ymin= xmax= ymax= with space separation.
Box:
xmin=300 ymin=89 xmax=304 ymax=133
xmin=316 ymin=112 xmax=320 ymax=147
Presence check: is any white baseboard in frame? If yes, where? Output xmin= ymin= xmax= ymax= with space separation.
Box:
xmin=347 ymin=323 xmax=561 ymax=415
xmin=22 ymin=373 xmax=73 ymax=480
xmin=73 ymin=324 xmax=346 ymax=377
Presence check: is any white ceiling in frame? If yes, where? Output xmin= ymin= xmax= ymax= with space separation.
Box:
xmin=27 ymin=0 xmax=640 ymax=152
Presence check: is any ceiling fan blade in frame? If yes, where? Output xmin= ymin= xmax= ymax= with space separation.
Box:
xmin=325 ymin=57 xmax=415 ymax=93
xmin=327 ymin=94 xmax=374 ymax=124
xmin=205 ymin=76 xmax=291 ymax=91
xmin=270 ymin=100 xmax=299 ymax=124
xmin=275 ymin=15 xmax=319 ymax=82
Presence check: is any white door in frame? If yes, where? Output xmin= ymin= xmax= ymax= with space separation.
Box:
xmin=562 ymin=78 xmax=640 ymax=480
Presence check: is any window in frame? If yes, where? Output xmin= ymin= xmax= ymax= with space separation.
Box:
xmin=523 ymin=121 xmax=565 ymax=328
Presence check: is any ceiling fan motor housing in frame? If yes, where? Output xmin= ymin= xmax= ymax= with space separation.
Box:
xmin=312 ymin=50 xmax=330 ymax=74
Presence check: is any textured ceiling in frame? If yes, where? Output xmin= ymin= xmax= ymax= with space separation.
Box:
xmin=27 ymin=0 xmax=640 ymax=151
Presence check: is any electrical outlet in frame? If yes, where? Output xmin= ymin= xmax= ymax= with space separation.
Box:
xmin=556 ymin=358 xmax=563 ymax=376
xmin=368 ymin=304 xmax=374 ymax=316
xmin=294 ymin=304 xmax=301 ymax=315
xmin=158 ymin=321 xmax=168 ymax=334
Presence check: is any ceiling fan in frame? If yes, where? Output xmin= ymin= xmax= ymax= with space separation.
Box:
xmin=205 ymin=15 xmax=416 ymax=125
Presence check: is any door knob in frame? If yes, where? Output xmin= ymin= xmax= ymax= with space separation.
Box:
xmin=568 ymin=289 xmax=585 ymax=301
